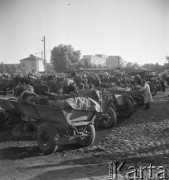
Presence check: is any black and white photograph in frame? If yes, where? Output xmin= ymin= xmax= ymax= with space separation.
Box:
xmin=0 ymin=0 xmax=169 ymax=179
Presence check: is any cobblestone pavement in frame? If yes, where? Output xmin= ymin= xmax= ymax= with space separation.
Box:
xmin=1 ymin=90 xmax=169 ymax=180
xmin=62 ymin=90 xmax=169 ymax=166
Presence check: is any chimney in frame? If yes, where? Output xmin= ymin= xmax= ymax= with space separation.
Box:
xmin=30 ymin=54 xmax=34 ymax=58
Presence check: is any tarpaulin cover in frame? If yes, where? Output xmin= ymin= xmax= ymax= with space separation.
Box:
xmin=49 ymin=97 xmax=102 ymax=112
xmin=114 ymin=94 xmax=123 ymax=105
xmin=78 ymin=89 xmax=102 ymax=104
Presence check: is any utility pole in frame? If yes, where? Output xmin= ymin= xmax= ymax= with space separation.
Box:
xmin=42 ymin=36 xmax=46 ymax=71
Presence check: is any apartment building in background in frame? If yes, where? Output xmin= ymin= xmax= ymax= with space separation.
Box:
xmin=81 ymin=55 xmax=107 ymax=67
xmin=81 ymin=54 xmax=121 ymax=68
xmin=106 ymin=56 xmax=121 ymax=68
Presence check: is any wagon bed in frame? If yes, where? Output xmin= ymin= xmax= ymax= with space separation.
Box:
xmin=0 ymin=98 xmax=97 ymax=127
xmin=0 ymin=97 xmax=99 ymax=154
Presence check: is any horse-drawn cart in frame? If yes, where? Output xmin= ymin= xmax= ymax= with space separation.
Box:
xmin=0 ymin=97 xmax=101 ymax=155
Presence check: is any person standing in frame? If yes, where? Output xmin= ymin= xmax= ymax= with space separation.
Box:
xmin=139 ymin=80 xmax=153 ymax=109
xmin=160 ymin=78 xmax=165 ymax=94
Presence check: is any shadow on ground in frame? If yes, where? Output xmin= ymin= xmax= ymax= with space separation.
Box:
xmin=26 ymin=151 xmax=169 ymax=180
xmin=0 ymin=143 xmax=85 ymax=160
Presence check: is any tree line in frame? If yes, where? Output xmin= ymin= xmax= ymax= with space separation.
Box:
xmin=0 ymin=63 xmax=21 ymax=74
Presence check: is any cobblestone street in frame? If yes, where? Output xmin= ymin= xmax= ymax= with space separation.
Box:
xmin=1 ymin=90 xmax=169 ymax=179
xmin=54 ymin=90 xmax=169 ymax=179
xmin=63 ymin=90 xmax=169 ymax=162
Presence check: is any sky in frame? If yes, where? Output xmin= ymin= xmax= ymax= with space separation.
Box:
xmin=0 ymin=0 xmax=169 ymax=65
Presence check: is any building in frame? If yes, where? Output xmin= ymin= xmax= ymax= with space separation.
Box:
xmin=20 ymin=54 xmax=45 ymax=74
xmin=106 ymin=56 xmax=121 ymax=68
xmin=81 ymin=55 xmax=106 ymax=67
xmin=81 ymin=54 xmax=121 ymax=69
xmin=95 ymin=54 xmax=108 ymax=59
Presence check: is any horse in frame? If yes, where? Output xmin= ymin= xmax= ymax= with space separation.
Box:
xmin=0 ymin=77 xmax=19 ymax=95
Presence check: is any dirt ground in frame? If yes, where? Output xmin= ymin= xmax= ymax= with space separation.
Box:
xmin=0 ymin=89 xmax=169 ymax=180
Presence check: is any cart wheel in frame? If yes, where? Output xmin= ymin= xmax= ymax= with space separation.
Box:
xmin=37 ymin=123 xmax=59 ymax=155
xmin=119 ymin=99 xmax=134 ymax=118
xmin=109 ymin=102 xmax=117 ymax=112
xmin=151 ymin=88 xmax=157 ymax=96
xmin=75 ymin=124 xmax=95 ymax=147
xmin=100 ymin=107 xmax=116 ymax=129
xmin=0 ymin=108 xmax=6 ymax=130
xmin=136 ymin=94 xmax=144 ymax=106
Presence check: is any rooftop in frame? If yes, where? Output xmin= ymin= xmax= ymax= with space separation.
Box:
xmin=20 ymin=54 xmax=43 ymax=62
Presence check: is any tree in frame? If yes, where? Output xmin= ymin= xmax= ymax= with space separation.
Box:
xmin=119 ymin=58 xmax=125 ymax=67
xmin=79 ymin=57 xmax=93 ymax=68
xmin=75 ymin=61 xmax=86 ymax=68
xmin=166 ymin=56 xmax=169 ymax=62
xmin=154 ymin=62 xmax=163 ymax=72
xmin=126 ymin=62 xmax=134 ymax=67
xmin=142 ymin=63 xmax=155 ymax=71
xmin=141 ymin=63 xmax=164 ymax=72
xmin=133 ymin=63 xmax=140 ymax=69
xmin=50 ymin=44 xmax=81 ymax=72
xmin=0 ymin=62 xmax=5 ymax=73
